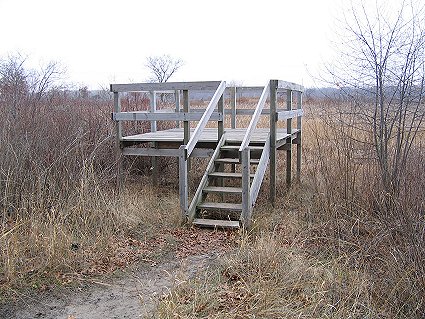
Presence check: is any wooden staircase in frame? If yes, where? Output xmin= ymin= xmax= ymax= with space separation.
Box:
xmin=189 ymin=135 xmax=268 ymax=229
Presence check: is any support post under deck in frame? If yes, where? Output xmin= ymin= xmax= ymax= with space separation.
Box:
xmin=269 ymin=80 xmax=278 ymax=205
xmin=179 ymin=145 xmax=188 ymax=219
xmin=241 ymin=147 xmax=251 ymax=227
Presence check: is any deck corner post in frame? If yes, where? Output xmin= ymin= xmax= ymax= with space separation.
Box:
xmin=114 ymin=92 xmax=123 ymax=192
xmin=286 ymin=89 xmax=293 ymax=187
xmin=269 ymin=80 xmax=278 ymax=205
xmin=296 ymin=91 xmax=302 ymax=182
xmin=179 ymin=145 xmax=189 ymax=220
xmin=241 ymin=148 xmax=252 ymax=227
xmin=150 ymin=91 xmax=158 ymax=185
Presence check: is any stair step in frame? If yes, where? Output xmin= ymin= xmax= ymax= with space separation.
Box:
xmin=215 ymin=158 xmax=260 ymax=164
xmin=197 ymin=202 xmax=243 ymax=211
xmin=203 ymin=186 xmax=242 ymax=194
xmin=221 ymin=145 xmax=264 ymax=151
xmin=193 ymin=218 xmax=240 ymax=229
xmin=209 ymin=172 xmax=255 ymax=179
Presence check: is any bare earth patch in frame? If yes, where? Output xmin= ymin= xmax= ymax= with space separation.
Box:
xmin=1 ymin=227 xmax=238 ymax=319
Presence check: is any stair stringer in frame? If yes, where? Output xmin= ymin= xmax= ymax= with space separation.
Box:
xmin=249 ymin=134 xmax=271 ymax=206
xmin=240 ymin=134 xmax=271 ymax=227
xmin=187 ymin=134 xmax=226 ymax=222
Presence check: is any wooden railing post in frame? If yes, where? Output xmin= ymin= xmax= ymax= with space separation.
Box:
xmin=114 ymin=92 xmax=123 ymax=191
xmin=231 ymin=87 xmax=237 ymax=173
xmin=231 ymin=87 xmax=236 ymax=129
xmin=150 ymin=91 xmax=158 ymax=185
xmin=296 ymin=92 xmax=302 ymax=181
xmin=182 ymin=89 xmax=190 ymax=172
xmin=218 ymin=94 xmax=224 ymax=140
xmin=241 ymin=147 xmax=251 ymax=227
xmin=175 ymin=89 xmax=180 ymax=128
xmin=269 ymin=80 xmax=278 ymax=205
xmin=183 ymin=90 xmax=190 ymax=144
xmin=286 ymin=89 xmax=293 ymax=187
xmin=217 ymin=94 xmax=225 ymax=192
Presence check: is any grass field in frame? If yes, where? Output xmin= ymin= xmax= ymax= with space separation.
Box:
xmin=1 ymin=88 xmax=424 ymax=318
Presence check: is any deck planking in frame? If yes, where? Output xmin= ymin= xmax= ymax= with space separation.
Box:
xmin=122 ymin=128 xmax=299 ymax=145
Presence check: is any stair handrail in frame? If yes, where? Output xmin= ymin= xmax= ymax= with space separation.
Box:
xmin=238 ymin=82 xmax=270 ymax=153
xmin=184 ymin=81 xmax=226 ymax=159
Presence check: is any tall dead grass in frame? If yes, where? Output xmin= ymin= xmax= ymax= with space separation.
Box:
xmin=302 ymin=99 xmax=425 ymax=317
xmin=0 ymin=86 xmax=182 ymax=294
xmin=155 ymin=97 xmax=424 ymax=318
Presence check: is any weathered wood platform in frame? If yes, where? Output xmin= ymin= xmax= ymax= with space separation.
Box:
xmin=122 ymin=128 xmax=299 ymax=146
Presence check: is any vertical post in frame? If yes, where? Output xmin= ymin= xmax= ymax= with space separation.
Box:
xmin=179 ymin=145 xmax=188 ymax=220
xmin=286 ymin=89 xmax=293 ymax=187
xmin=175 ymin=89 xmax=180 ymax=128
xmin=269 ymin=80 xmax=277 ymax=205
xmin=150 ymin=91 xmax=157 ymax=132
xmin=218 ymin=94 xmax=224 ymax=140
xmin=183 ymin=90 xmax=190 ymax=144
xmin=296 ymin=91 xmax=302 ymax=181
xmin=182 ymin=89 xmax=190 ymax=191
xmin=217 ymin=94 xmax=225 ymax=193
xmin=231 ymin=87 xmax=237 ymax=173
xmin=241 ymin=148 xmax=251 ymax=227
xmin=114 ymin=92 xmax=123 ymax=191
xmin=231 ymin=86 xmax=236 ymax=129
xmin=150 ymin=91 xmax=158 ymax=185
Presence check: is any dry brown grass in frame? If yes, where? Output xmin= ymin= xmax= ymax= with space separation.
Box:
xmin=154 ymin=98 xmax=424 ymax=318
xmin=1 ymin=83 xmax=423 ymax=318
xmin=155 ymin=200 xmax=376 ymax=318
xmin=0 ymin=90 xmax=183 ymax=297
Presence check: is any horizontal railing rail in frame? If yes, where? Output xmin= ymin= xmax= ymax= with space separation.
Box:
xmin=277 ymin=80 xmax=304 ymax=92
xmin=110 ymin=81 xmax=222 ymax=92
xmin=277 ymin=109 xmax=304 ymax=121
xmin=112 ymin=108 xmax=294 ymax=121
xmin=112 ymin=110 xmax=223 ymax=122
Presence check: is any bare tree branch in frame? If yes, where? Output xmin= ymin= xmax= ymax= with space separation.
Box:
xmin=145 ymin=55 xmax=183 ymax=83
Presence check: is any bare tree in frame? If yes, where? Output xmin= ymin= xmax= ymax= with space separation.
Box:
xmin=0 ymin=54 xmax=65 ymax=117
xmin=31 ymin=61 xmax=64 ymax=103
xmin=328 ymin=0 xmax=425 ymax=195
xmin=0 ymin=54 xmax=29 ymax=118
xmin=145 ymin=55 xmax=183 ymax=83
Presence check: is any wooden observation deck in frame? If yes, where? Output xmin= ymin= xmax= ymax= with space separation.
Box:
xmin=111 ymin=80 xmax=303 ymax=229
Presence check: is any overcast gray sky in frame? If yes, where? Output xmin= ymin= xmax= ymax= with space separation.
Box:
xmin=0 ymin=0 xmax=338 ymax=89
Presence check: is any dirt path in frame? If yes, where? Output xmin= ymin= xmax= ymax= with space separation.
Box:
xmin=1 ymin=252 xmax=220 ymax=318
